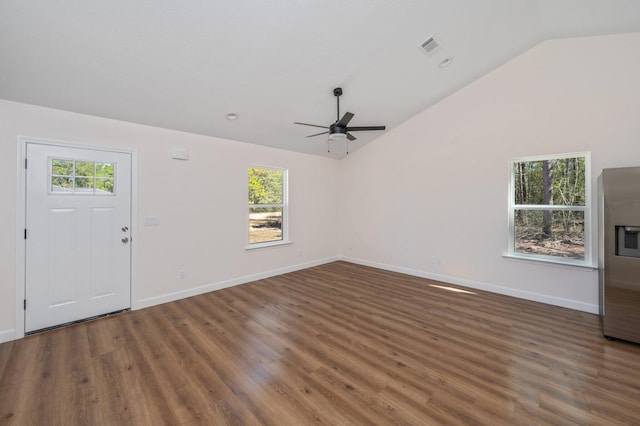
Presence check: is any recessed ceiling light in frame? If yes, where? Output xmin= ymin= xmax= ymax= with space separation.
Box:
xmin=225 ymin=113 xmax=239 ymax=120
xmin=438 ymin=57 xmax=453 ymax=68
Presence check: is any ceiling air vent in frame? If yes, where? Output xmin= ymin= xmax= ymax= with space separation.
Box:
xmin=420 ymin=36 xmax=440 ymax=56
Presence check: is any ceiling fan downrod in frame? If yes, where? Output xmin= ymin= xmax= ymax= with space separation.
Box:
xmin=334 ymin=87 xmax=343 ymax=122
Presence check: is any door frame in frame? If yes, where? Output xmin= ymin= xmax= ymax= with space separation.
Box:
xmin=15 ymin=136 xmax=139 ymax=339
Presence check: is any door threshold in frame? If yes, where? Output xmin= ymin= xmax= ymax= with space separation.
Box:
xmin=25 ymin=308 xmax=130 ymax=336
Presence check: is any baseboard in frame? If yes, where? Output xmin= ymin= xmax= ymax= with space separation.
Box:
xmin=5 ymin=255 xmax=597 ymax=342
xmin=136 ymin=256 xmax=339 ymax=310
xmin=340 ymin=256 xmax=599 ymax=314
xmin=0 ymin=328 xmax=16 ymax=344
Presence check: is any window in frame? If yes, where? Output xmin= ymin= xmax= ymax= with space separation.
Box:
xmin=508 ymin=152 xmax=591 ymax=265
xmin=248 ymin=167 xmax=288 ymax=246
xmin=50 ymin=158 xmax=115 ymax=194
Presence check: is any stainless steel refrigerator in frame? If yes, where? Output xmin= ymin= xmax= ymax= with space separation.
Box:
xmin=599 ymin=167 xmax=640 ymax=344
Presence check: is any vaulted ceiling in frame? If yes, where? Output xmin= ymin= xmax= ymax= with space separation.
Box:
xmin=1 ymin=1 xmax=639 ymax=158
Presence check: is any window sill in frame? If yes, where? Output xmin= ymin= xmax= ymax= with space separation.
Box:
xmin=245 ymin=240 xmax=293 ymax=250
xmin=502 ymin=253 xmax=597 ymax=271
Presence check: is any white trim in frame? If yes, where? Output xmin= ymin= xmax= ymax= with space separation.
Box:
xmin=19 ymin=135 xmax=136 ymax=155
xmin=15 ymin=136 xmax=138 ymax=339
xmin=245 ymin=240 xmax=293 ymax=250
xmin=502 ymin=253 xmax=597 ymax=270
xmin=512 ymin=205 xmax=588 ymax=211
xmin=340 ymin=256 xmax=599 ymax=314
xmin=249 ymin=203 xmax=284 ymax=209
xmin=137 ymin=256 xmax=338 ymax=309
xmin=130 ymin=151 xmax=140 ymax=310
xmin=15 ymin=140 xmax=27 ymax=340
xmin=0 ymin=329 xmax=16 ymax=344
xmin=511 ymin=151 xmax=591 ymax=163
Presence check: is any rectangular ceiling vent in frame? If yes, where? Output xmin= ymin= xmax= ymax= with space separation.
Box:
xmin=420 ymin=36 xmax=440 ymax=56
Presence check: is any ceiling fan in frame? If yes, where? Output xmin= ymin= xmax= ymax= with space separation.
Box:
xmin=294 ymin=88 xmax=386 ymax=150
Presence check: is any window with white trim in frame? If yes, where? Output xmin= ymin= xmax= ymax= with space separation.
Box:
xmin=248 ymin=167 xmax=288 ymax=246
xmin=508 ymin=152 xmax=591 ymax=265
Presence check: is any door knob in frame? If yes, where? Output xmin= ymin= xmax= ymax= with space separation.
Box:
xmin=121 ymin=237 xmax=129 ymax=243
xmin=121 ymin=226 xmax=129 ymax=232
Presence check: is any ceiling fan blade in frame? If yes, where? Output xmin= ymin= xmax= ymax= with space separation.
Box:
xmin=306 ymin=131 xmax=330 ymax=138
xmin=336 ymin=112 xmax=354 ymax=128
xmin=346 ymin=126 xmax=386 ymax=132
xmin=294 ymin=122 xmax=330 ymax=129
xmin=346 ymin=133 xmax=357 ymax=141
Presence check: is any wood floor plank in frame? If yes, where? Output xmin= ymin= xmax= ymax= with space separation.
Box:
xmin=0 ymin=335 xmax=47 ymax=423
xmin=0 ymin=341 xmax=13 ymax=380
xmin=2 ymin=261 xmax=640 ymax=425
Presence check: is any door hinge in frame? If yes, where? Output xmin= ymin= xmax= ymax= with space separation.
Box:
xmin=25 ymin=158 xmax=27 ymax=169
xmin=24 ymin=229 xmax=27 ymax=239
xmin=24 ymin=299 xmax=26 ymax=310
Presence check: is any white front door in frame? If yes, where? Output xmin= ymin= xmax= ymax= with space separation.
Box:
xmin=25 ymin=142 xmax=132 ymax=333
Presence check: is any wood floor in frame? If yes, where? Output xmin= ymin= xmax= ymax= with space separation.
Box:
xmin=2 ymin=261 xmax=640 ymax=425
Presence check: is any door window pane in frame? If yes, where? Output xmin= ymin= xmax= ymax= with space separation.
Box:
xmin=75 ymin=177 xmax=94 ymax=191
xmin=52 ymin=159 xmax=73 ymax=176
xmin=95 ymin=162 xmax=115 ymax=178
xmin=51 ymin=176 xmax=73 ymax=192
xmin=74 ymin=161 xmax=95 ymax=177
xmin=95 ymin=178 xmax=115 ymax=193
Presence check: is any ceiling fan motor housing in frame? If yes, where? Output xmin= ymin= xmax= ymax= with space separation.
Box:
xmin=329 ymin=122 xmax=347 ymax=135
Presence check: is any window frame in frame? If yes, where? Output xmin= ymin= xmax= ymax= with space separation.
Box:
xmin=507 ymin=152 xmax=592 ymax=267
xmin=246 ymin=166 xmax=290 ymax=249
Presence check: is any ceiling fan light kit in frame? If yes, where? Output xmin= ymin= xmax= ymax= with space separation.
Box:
xmin=294 ymin=87 xmax=386 ymax=153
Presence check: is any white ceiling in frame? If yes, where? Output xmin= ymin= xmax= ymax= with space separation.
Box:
xmin=1 ymin=1 xmax=640 ymax=159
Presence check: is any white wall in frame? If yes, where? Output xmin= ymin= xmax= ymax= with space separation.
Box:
xmin=0 ymin=100 xmax=341 ymax=341
xmin=3 ymin=32 xmax=639 ymax=342
xmin=339 ymin=33 xmax=640 ymax=313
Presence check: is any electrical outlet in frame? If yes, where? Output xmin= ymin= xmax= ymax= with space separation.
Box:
xmin=179 ymin=269 xmax=186 ymax=279
xmin=431 ymin=257 xmax=441 ymax=266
